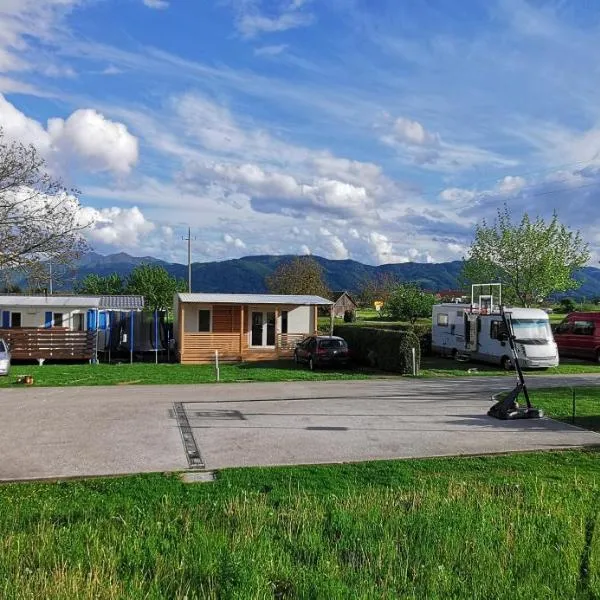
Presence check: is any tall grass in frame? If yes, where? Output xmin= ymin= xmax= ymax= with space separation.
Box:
xmin=1 ymin=452 xmax=599 ymax=598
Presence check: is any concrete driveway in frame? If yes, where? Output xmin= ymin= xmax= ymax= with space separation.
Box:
xmin=0 ymin=375 xmax=599 ymax=481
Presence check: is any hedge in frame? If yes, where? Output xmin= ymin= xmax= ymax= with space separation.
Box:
xmin=346 ymin=322 xmax=432 ymax=356
xmin=334 ymin=325 xmax=420 ymax=374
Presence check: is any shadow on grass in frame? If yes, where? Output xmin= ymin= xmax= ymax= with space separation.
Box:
xmin=235 ymin=360 xmax=382 ymax=375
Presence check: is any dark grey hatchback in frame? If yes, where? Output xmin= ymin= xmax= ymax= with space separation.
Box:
xmin=294 ymin=335 xmax=350 ymax=370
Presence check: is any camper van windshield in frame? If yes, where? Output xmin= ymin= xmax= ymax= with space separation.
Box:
xmin=511 ymin=318 xmax=551 ymax=344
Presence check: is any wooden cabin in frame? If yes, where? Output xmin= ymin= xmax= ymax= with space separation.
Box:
xmin=173 ymin=293 xmax=333 ymax=364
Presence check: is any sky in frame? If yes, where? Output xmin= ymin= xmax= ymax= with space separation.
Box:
xmin=1 ymin=0 xmax=600 ymax=266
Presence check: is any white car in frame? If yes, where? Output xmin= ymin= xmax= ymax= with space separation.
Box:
xmin=0 ymin=338 xmax=11 ymax=376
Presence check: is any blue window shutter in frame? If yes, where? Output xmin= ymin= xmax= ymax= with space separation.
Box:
xmin=86 ymin=309 xmax=96 ymax=331
xmin=2 ymin=311 xmax=10 ymax=328
xmin=99 ymin=312 xmax=107 ymax=330
xmin=44 ymin=311 xmax=53 ymax=328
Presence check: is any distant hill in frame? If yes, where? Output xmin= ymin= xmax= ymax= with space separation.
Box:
xmin=64 ymin=252 xmax=600 ymax=299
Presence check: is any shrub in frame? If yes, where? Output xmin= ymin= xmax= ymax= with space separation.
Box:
xmin=558 ymin=298 xmax=576 ymax=313
xmin=343 ymin=310 xmax=356 ymax=323
xmin=334 ymin=325 xmax=420 ymax=374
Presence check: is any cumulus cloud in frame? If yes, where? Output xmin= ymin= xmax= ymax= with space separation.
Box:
xmin=0 ymin=95 xmax=139 ymax=175
xmin=319 ymin=227 xmax=349 ymax=260
xmin=224 ymin=233 xmax=246 ymax=248
xmin=300 ymin=244 xmax=311 ymax=255
xmin=79 ymin=206 xmax=155 ymax=247
xmin=497 ymin=175 xmax=526 ymax=194
xmin=389 ymin=117 xmax=439 ymax=146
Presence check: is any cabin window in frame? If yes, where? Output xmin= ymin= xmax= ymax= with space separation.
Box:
xmin=53 ymin=313 xmax=64 ymax=327
xmin=11 ymin=312 xmax=21 ymax=328
xmin=281 ymin=311 xmax=288 ymax=334
xmin=198 ymin=309 xmax=211 ymax=332
xmin=437 ymin=313 xmax=449 ymax=326
xmin=572 ymin=320 xmax=595 ymax=336
xmin=73 ymin=313 xmax=85 ymax=332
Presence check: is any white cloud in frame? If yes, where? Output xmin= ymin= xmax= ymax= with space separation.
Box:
xmin=300 ymin=244 xmax=311 ymax=255
xmin=390 ymin=117 xmax=439 ymax=146
xmin=348 ymin=228 xmax=359 ymax=239
xmin=497 ymin=175 xmax=526 ymax=194
xmin=224 ymin=233 xmax=246 ymax=248
xmin=230 ymin=0 xmax=314 ymax=38
xmin=79 ymin=206 xmax=155 ymax=247
xmin=143 ymin=0 xmax=169 ymax=8
xmin=254 ymin=44 xmax=288 ymax=57
xmin=48 ymin=109 xmax=139 ymax=174
xmin=0 ymin=96 xmax=139 ymax=176
xmin=0 ymin=0 xmax=80 ymax=73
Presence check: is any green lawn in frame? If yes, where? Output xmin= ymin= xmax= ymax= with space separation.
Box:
xmin=529 ymin=386 xmax=600 ymax=432
xmin=418 ymin=356 xmax=600 ymax=377
xmin=2 ymin=451 xmax=600 ymax=598
xmin=0 ymin=362 xmax=372 ymax=388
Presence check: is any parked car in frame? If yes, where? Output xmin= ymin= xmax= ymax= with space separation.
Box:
xmin=294 ymin=335 xmax=350 ymax=370
xmin=0 ymin=338 xmax=11 ymax=376
xmin=553 ymin=312 xmax=600 ymax=362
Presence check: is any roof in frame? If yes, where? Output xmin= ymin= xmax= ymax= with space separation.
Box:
xmin=0 ymin=295 xmax=144 ymax=310
xmin=331 ymin=290 xmax=357 ymax=305
xmin=98 ymin=295 xmax=144 ymax=310
xmin=0 ymin=295 xmax=101 ymax=308
xmin=176 ymin=293 xmax=333 ymax=306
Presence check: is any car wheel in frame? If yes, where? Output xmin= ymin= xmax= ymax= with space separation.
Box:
xmin=309 ymin=356 xmax=315 ymax=371
xmin=501 ymin=356 xmax=513 ymax=371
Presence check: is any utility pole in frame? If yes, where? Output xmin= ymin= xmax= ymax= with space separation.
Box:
xmin=48 ymin=259 xmax=53 ymax=295
xmin=182 ymin=228 xmax=196 ymax=292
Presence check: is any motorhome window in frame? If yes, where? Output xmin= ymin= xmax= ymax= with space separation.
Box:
xmin=437 ymin=313 xmax=449 ymax=326
xmin=490 ymin=320 xmax=507 ymax=340
xmin=572 ymin=320 xmax=595 ymax=336
xmin=511 ymin=318 xmax=552 ymax=343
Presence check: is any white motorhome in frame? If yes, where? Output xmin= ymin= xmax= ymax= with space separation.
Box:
xmin=431 ymin=304 xmax=559 ymax=369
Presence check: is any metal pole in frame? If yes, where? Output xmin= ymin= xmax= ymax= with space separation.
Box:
xmin=215 ymin=349 xmax=220 ymax=382
xmin=412 ymin=347 xmax=416 ymax=376
xmin=49 ymin=260 xmax=53 ymax=295
xmin=94 ymin=308 xmax=99 ymax=364
xmin=572 ymin=388 xmax=576 ymax=425
xmin=130 ymin=310 xmax=134 ymax=364
xmin=187 ymin=227 xmax=192 ymax=292
xmin=154 ymin=309 xmax=158 ymax=364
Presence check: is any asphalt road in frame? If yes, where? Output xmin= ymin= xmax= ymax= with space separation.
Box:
xmin=0 ymin=374 xmax=599 ymax=481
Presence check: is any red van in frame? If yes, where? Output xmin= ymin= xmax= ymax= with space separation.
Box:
xmin=553 ymin=312 xmax=600 ymax=362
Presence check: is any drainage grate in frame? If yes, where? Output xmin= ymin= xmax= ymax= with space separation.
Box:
xmin=190 ymin=410 xmax=246 ymax=420
xmin=305 ymin=426 xmax=348 ymax=431
xmin=173 ymin=402 xmax=204 ymax=469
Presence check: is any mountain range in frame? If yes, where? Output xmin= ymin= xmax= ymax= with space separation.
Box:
xmin=67 ymin=252 xmax=600 ymax=300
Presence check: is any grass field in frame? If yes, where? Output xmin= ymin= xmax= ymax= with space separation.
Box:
xmin=418 ymin=356 xmax=600 ymax=377
xmin=0 ymin=362 xmax=372 ymax=388
xmin=1 ymin=451 xmax=599 ymax=598
xmin=529 ymin=386 xmax=600 ymax=432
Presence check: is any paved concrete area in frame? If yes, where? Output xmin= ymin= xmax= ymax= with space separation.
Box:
xmin=0 ymin=375 xmax=599 ymax=480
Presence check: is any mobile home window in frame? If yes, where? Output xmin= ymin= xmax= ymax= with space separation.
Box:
xmin=281 ymin=311 xmax=288 ymax=334
xmin=73 ymin=313 xmax=85 ymax=332
xmin=11 ymin=312 xmax=21 ymax=328
xmin=198 ymin=309 xmax=211 ymax=332
xmin=437 ymin=313 xmax=449 ymax=326
xmin=53 ymin=313 xmax=64 ymax=327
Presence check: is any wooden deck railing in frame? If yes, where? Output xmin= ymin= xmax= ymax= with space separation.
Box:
xmin=182 ymin=333 xmax=241 ymax=363
xmin=277 ymin=333 xmax=308 ymax=351
xmin=0 ymin=328 xmax=95 ymax=360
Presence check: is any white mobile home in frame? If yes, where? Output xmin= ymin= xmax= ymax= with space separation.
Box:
xmin=432 ymin=304 xmax=558 ymax=369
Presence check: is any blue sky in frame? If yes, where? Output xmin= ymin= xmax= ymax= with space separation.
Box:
xmin=1 ymin=0 xmax=600 ymax=265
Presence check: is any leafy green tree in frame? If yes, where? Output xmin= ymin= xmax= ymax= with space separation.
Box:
xmin=125 ymin=264 xmax=186 ymax=312
xmin=265 ymin=257 xmax=330 ymax=298
xmin=75 ymin=273 xmax=124 ymax=295
xmin=385 ymin=282 xmax=436 ymax=323
xmin=461 ymin=206 xmax=589 ymax=307
xmin=558 ymin=298 xmax=576 ymax=314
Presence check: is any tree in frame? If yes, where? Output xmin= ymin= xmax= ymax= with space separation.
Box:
xmin=75 ymin=273 xmax=125 ymax=295
xmin=385 ymin=282 xmax=436 ymax=323
xmin=0 ymin=129 xmax=90 ymax=277
xmin=125 ymin=264 xmax=187 ymax=312
xmin=265 ymin=257 xmax=330 ymax=297
xmin=461 ymin=206 xmax=590 ymax=307
xmin=357 ymin=272 xmax=399 ymax=307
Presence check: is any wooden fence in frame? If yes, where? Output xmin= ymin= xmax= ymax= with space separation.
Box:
xmin=0 ymin=328 xmax=95 ymax=360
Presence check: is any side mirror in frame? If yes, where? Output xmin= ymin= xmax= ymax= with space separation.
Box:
xmin=498 ymin=333 xmax=509 ymax=342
